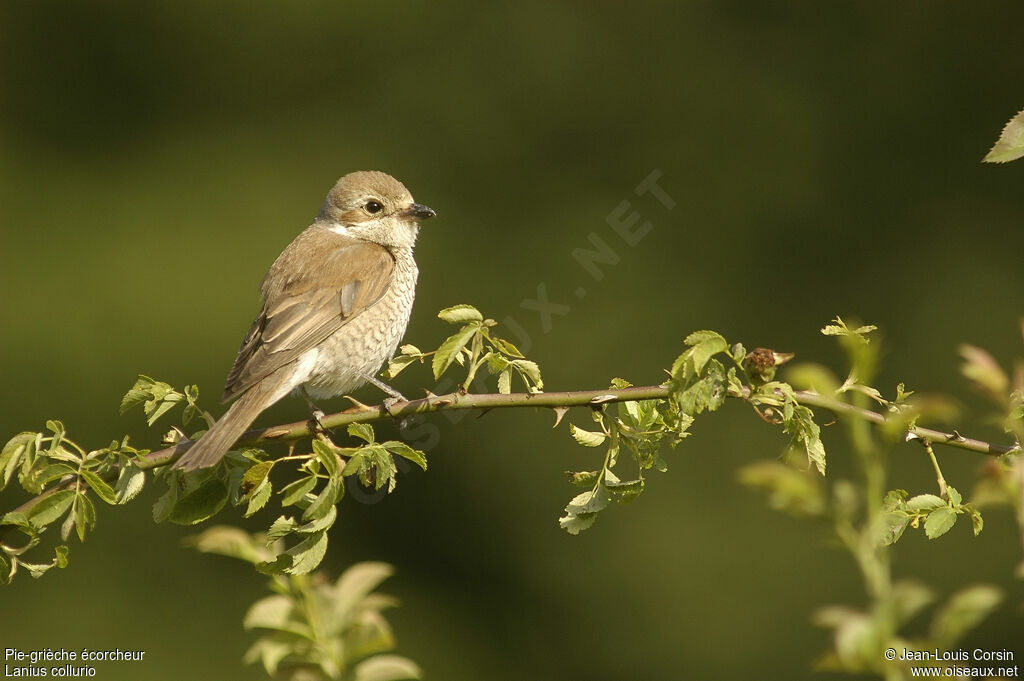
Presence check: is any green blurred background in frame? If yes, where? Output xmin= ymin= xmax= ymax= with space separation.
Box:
xmin=2 ymin=2 xmax=1023 ymax=679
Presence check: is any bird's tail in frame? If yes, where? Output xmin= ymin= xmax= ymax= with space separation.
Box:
xmin=173 ymin=376 xmax=288 ymax=472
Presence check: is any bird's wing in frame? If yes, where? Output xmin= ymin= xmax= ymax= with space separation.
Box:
xmin=222 ymin=231 xmax=395 ymax=402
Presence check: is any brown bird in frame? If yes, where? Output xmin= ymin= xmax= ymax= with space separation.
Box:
xmin=174 ymin=171 xmax=435 ymax=471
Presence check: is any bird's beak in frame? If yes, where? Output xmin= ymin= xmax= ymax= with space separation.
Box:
xmin=402 ymin=203 xmax=436 ymax=221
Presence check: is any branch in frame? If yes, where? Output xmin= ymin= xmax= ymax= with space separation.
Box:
xmin=1 ymin=384 xmax=1018 ymax=546
xmin=137 ymin=384 xmax=1017 ymax=469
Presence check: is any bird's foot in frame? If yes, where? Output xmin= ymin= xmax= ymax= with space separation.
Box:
xmin=309 ymin=407 xmax=328 ymax=436
xmin=382 ymin=396 xmax=405 ymax=415
xmin=301 ymin=387 xmax=331 ymax=434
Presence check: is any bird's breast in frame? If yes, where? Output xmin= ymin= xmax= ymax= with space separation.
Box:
xmin=301 ymin=254 xmax=418 ymax=400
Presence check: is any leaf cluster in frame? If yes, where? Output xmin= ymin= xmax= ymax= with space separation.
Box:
xmin=387 ymin=304 xmax=542 ymax=394
xmin=190 ymin=527 xmax=419 ymax=681
xmin=0 ymin=421 xmax=146 ymax=583
xmin=559 ymin=378 xmax=693 ymax=534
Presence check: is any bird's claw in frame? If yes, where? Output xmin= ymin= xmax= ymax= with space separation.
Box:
xmin=308 ymin=407 xmax=328 ymax=435
xmin=382 ymin=396 xmax=405 ymax=415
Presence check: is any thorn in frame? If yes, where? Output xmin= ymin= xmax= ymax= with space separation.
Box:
xmin=342 ymin=395 xmax=376 ymax=412
xmin=475 ymin=408 xmax=494 ymax=420
xmin=949 ymin=430 xmax=966 ymax=443
xmin=552 ymin=406 xmax=570 ymax=428
xmin=423 ymin=388 xmax=438 ymax=399
xmin=588 ymin=394 xmax=618 ymax=405
xmin=427 ymin=392 xmax=453 ymax=407
xmin=263 ymin=427 xmax=291 ymax=439
xmin=905 ymin=432 xmax=920 ymax=443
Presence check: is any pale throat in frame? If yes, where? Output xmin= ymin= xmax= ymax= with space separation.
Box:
xmin=326 ymin=220 xmax=419 ymax=249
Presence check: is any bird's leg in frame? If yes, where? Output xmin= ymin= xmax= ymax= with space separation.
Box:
xmin=362 ymin=374 xmax=407 ymax=401
xmin=300 ymin=386 xmax=329 ymax=437
xmin=361 ymin=374 xmax=408 ymax=415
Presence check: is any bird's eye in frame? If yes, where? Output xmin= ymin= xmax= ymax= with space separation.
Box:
xmin=364 ymin=200 xmax=383 ymax=214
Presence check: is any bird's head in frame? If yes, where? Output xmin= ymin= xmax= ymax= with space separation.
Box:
xmin=317 ymin=170 xmax=436 ymax=249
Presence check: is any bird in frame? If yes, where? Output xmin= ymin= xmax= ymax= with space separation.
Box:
xmin=173 ymin=170 xmax=435 ymax=471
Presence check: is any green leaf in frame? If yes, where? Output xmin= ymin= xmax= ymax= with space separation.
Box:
xmin=737 ymin=461 xmax=825 ymax=517
xmin=930 ymin=584 xmax=1003 ymax=646
xmin=245 ymin=480 xmax=273 ymax=517
xmin=673 ymin=359 xmax=728 ymax=415
xmin=115 ymin=464 xmax=146 ymax=504
xmin=565 ymin=487 xmax=611 ymax=514
xmin=511 ymin=359 xmax=544 ymax=392
xmin=383 ymin=441 xmax=427 ymax=471
xmin=0 ymin=511 xmax=31 ymax=529
xmin=302 ymin=476 xmax=343 ymax=521
xmin=24 ymin=463 xmax=77 ymax=491
xmin=888 ymin=577 xmax=937 ymax=626
xmin=905 ymin=494 xmax=946 ymax=512
xmin=559 ymin=485 xmax=612 ymax=534
xmin=431 ymin=324 xmax=479 ymax=380
xmin=565 ymin=470 xmax=600 ymax=487
xmin=946 ymin=486 xmax=962 ymax=507
xmin=348 ymin=423 xmax=376 ymax=445
xmin=497 ymin=368 xmax=511 ymax=394
xmin=332 ymin=561 xmax=394 ymax=609
xmin=801 ymin=432 xmax=827 ymax=477
xmin=244 ymin=594 xmax=299 ymax=631
xmin=267 ymin=515 xmax=298 ymax=541
xmin=120 ymin=375 xmax=159 ymax=414
xmin=185 ymin=525 xmax=277 ymax=565
xmin=285 ymin=530 xmax=329 ymax=575
xmin=53 ymin=544 xmax=70 ymax=569
xmin=242 ymin=461 xmax=275 ymax=494
xmin=605 ymin=478 xmax=645 ymax=504
xmin=437 ymin=304 xmax=483 ymax=324
xmin=20 ymin=559 xmax=57 ymax=579
xmin=558 ymin=511 xmax=597 ymax=535
xmin=1 ymin=432 xmax=37 ymax=491
xmin=28 ymin=490 xmax=77 ymax=526
xmin=280 ymin=475 xmax=317 ymax=507
xmin=295 ymin=504 xmax=337 ymax=534
xmin=491 ymin=336 xmax=524 ymax=358
xmin=959 ymin=345 xmax=1009 ymax=400
xmin=569 ymin=425 xmax=606 ymax=447
xmin=983 ymin=107 xmax=1024 ymax=163
xmin=924 ymin=506 xmax=957 ymax=539
xmin=970 ymin=508 xmax=984 ymax=536
xmin=879 ymin=511 xmax=912 ymax=546
xmin=145 ymin=396 xmax=182 ymax=426
xmin=352 ymin=655 xmax=422 ymax=681
xmin=820 ymin=317 xmax=877 ymax=342
xmin=243 ymin=636 xmax=293 ymax=676
xmin=169 ymin=478 xmax=229 ymax=525
xmin=80 ymin=469 xmax=117 ymax=505
xmin=683 ymin=330 xmax=729 ymax=374
xmin=385 ymin=354 xmax=419 ymax=379
xmin=75 ymin=494 xmax=96 ymax=541
xmin=152 ymin=482 xmax=178 ymax=523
